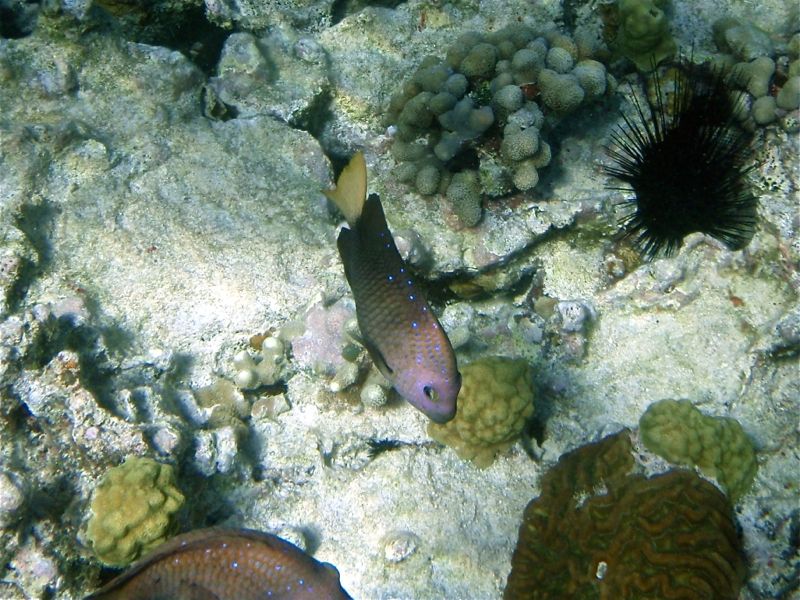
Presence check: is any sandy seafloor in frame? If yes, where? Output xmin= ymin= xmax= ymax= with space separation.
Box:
xmin=0 ymin=0 xmax=797 ymax=598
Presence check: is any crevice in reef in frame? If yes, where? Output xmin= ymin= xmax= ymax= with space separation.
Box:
xmin=0 ymin=1 xmax=38 ymax=39
xmin=88 ymin=1 xmax=230 ymax=76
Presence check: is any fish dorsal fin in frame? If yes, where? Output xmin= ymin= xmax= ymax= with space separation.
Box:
xmin=323 ymin=152 xmax=367 ymax=227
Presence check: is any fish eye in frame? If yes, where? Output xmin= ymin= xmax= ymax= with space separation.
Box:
xmin=423 ymin=385 xmax=440 ymax=403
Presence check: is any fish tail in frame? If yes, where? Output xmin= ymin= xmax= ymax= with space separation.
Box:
xmin=323 ymin=152 xmax=367 ymax=227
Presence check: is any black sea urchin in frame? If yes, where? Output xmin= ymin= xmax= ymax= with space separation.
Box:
xmin=605 ymin=64 xmax=758 ymax=259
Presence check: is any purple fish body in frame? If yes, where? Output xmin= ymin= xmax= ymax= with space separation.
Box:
xmin=84 ymin=528 xmax=352 ymax=600
xmin=337 ymin=192 xmax=460 ymax=423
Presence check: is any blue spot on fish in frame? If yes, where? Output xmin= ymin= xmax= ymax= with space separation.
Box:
xmin=231 ymin=560 xmax=238 ymax=569
xmin=409 ymin=294 xmax=416 ymax=301
xmin=412 ymin=321 xmax=418 ymax=328
xmin=387 ymin=275 xmax=394 ymax=282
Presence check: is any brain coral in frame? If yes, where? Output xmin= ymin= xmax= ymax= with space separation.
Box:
xmin=638 ymin=398 xmax=758 ymax=500
xmin=427 ymin=357 xmax=534 ymax=468
xmin=504 ymin=430 xmax=747 ymax=600
xmin=86 ymin=456 xmax=185 ymax=566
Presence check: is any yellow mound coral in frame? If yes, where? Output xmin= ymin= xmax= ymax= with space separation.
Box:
xmin=505 ymin=430 xmax=747 ymax=599
xmin=427 ymin=357 xmax=534 ymax=468
xmin=86 ymin=456 xmax=185 ymax=566
xmin=639 ymin=399 xmax=757 ymax=500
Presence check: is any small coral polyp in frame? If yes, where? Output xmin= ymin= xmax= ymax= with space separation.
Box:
xmin=386 ymin=24 xmax=606 ymax=226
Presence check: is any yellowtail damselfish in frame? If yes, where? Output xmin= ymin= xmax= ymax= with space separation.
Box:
xmin=324 ymin=153 xmax=461 ymax=423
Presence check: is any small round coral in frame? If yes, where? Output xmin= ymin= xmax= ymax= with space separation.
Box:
xmin=538 ymin=69 xmax=585 ymax=113
xmin=446 ymin=170 xmax=483 ymax=226
xmin=427 ymin=357 xmax=535 ymax=468
xmin=86 ymin=457 xmax=185 ymax=566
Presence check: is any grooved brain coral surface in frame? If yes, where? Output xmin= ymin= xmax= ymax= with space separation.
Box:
xmin=639 ymin=399 xmax=758 ymax=500
xmin=504 ymin=430 xmax=747 ymax=600
xmin=427 ymin=357 xmax=534 ymax=468
xmin=86 ymin=456 xmax=185 ymax=566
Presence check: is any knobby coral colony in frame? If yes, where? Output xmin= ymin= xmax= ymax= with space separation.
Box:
xmin=605 ymin=61 xmax=758 ymax=259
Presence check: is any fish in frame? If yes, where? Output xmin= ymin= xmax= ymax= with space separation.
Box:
xmin=324 ymin=152 xmax=461 ymax=423
xmin=84 ymin=527 xmax=353 ymax=600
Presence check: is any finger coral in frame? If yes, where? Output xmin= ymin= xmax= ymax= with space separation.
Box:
xmin=639 ymin=398 xmax=758 ymax=500
xmin=505 ymin=430 xmax=747 ymax=599
xmin=85 ymin=457 xmax=185 ymax=567
xmin=387 ymin=24 xmax=607 ymax=225
xmin=427 ymin=357 xmax=534 ymax=468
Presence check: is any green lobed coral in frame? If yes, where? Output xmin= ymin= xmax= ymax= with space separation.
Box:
xmin=386 ymin=24 xmax=607 ymax=225
xmin=427 ymin=357 xmax=534 ymax=468
xmin=610 ymin=0 xmax=677 ymax=71
xmin=86 ymin=456 xmax=185 ymax=566
xmin=638 ymin=399 xmax=758 ymax=500
xmin=504 ymin=430 xmax=747 ymax=599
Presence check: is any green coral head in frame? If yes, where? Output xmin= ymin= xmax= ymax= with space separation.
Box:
xmin=638 ymin=399 xmax=757 ymax=501
xmin=86 ymin=456 xmax=185 ymax=566
xmin=612 ymin=0 xmax=677 ymax=71
xmin=427 ymin=356 xmax=535 ymax=468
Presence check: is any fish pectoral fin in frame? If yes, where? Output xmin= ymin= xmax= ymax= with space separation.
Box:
xmin=361 ymin=336 xmax=394 ymax=381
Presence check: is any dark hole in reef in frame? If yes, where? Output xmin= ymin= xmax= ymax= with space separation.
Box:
xmin=292 ymin=87 xmax=334 ymax=139
xmin=10 ymin=200 xmax=58 ymax=312
xmin=89 ymin=2 xmax=228 ymax=75
xmin=0 ymin=2 xmax=37 ymax=39
xmin=146 ymin=4 xmax=228 ymax=75
xmin=445 ymin=146 xmax=480 ymax=173
xmin=367 ymin=438 xmax=404 ymax=458
xmin=330 ymin=0 xmax=406 ymax=26
xmin=201 ymin=85 xmax=239 ymax=121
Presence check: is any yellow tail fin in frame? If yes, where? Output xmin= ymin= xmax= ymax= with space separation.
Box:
xmin=323 ymin=152 xmax=367 ymax=227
